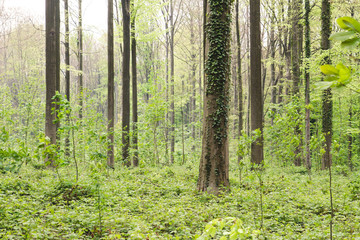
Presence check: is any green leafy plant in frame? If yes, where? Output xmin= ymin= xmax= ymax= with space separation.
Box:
xmin=197 ymin=217 xmax=260 ymax=240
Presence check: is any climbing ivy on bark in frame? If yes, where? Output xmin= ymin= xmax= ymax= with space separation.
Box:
xmin=205 ymin=0 xmax=233 ymax=146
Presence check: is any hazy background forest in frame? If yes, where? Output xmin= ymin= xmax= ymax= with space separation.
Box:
xmin=2 ymin=0 xmax=360 ymax=239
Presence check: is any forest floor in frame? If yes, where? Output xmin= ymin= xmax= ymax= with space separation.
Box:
xmin=1 ymin=163 xmax=360 ymax=239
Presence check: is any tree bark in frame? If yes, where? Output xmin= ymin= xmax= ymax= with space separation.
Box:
xmin=170 ymin=0 xmax=175 ymax=164
xmin=64 ymin=0 xmax=70 ymax=157
xmin=45 ymin=0 xmax=60 ymax=167
xmin=250 ymin=0 xmax=263 ymax=165
xmin=235 ymin=0 xmax=243 ymax=163
xmin=107 ymin=0 xmax=115 ymax=168
xmin=291 ymin=0 xmax=302 ymax=166
xmin=122 ymin=0 xmax=131 ymax=166
xmin=305 ymin=0 xmax=311 ymax=171
xmin=78 ymin=0 xmax=83 ymax=120
xmin=321 ymin=0 xmax=332 ymax=170
xmin=131 ymin=0 xmax=138 ymax=167
xmin=197 ymin=0 xmax=231 ymax=194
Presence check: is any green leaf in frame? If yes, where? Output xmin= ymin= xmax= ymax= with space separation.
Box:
xmin=337 ymin=17 xmax=360 ymax=32
xmin=314 ymin=81 xmax=334 ymax=90
xmin=320 ymin=65 xmax=339 ymax=75
xmin=208 ymin=226 xmax=217 ymax=237
xmin=330 ymin=31 xmax=356 ymax=41
xmin=337 ymin=63 xmax=351 ymax=83
xmin=341 ymin=37 xmax=360 ymax=49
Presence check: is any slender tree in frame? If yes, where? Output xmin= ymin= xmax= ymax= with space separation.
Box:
xmin=131 ymin=0 xmax=138 ymax=167
xmin=197 ymin=0 xmax=231 ymax=194
xmin=64 ymin=0 xmax=70 ymax=157
xmin=321 ymin=0 xmax=332 ymax=170
xmin=45 ymin=0 xmax=60 ymax=166
xmin=235 ymin=0 xmax=243 ymax=163
xmin=107 ymin=0 xmax=115 ymax=168
xmin=291 ymin=0 xmax=303 ymax=166
xmin=78 ymin=0 xmax=83 ymax=119
xmin=170 ymin=0 xmax=175 ymax=164
xmin=250 ymin=0 xmax=263 ymax=165
xmin=122 ymin=0 xmax=131 ymax=166
xmin=304 ymin=0 xmax=311 ymax=171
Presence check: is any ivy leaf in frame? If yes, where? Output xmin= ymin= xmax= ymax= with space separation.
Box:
xmin=330 ymin=31 xmax=357 ymax=41
xmin=337 ymin=17 xmax=360 ymax=33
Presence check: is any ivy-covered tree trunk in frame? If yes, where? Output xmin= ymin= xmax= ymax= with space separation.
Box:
xmin=122 ymin=0 xmax=131 ymax=166
xmin=197 ymin=0 xmax=231 ymax=194
xmin=321 ymin=0 xmax=332 ymax=170
xmin=45 ymin=0 xmax=60 ymax=167
xmin=250 ymin=0 xmax=263 ymax=165
xmin=107 ymin=0 xmax=115 ymax=168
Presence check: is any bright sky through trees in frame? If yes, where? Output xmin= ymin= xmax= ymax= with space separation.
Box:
xmin=3 ymin=0 xmax=107 ymax=32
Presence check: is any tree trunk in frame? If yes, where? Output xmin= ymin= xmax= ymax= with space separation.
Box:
xmin=78 ymin=0 xmax=83 ymax=120
xmin=45 ymin=0 xmax=60 ymax=167
xmin=270 ymin=0 xmax=276 ymax=126
xmin=235 ymin=0 xmax=243 ymax=163
xmin=291 ymin=0 xmax=302 ymax=166
xmin=250 ymin=0 xmax=263 ymax=165
xmin=131 ymin=0 xmax=138 ymax=167
xmin=304 ymin=0 xmax=311 ymax=171
xmin=197 ymin=0 xmax=231 ymax=194
xmin=321 ymin=0 xmax=332 ymax=170
xmin=107 ymin=0 xmax=115 ymax=168
xmin=122 ymin=0 xmax=131 ymax=166
xmin=64 ymin=0 xmax=71 ymax=157
xmin=170 ymin=0 xmax=175 ymax=164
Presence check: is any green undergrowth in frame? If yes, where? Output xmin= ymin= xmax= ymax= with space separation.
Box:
xmin=1 ymin=164 xmax=360 ymax=239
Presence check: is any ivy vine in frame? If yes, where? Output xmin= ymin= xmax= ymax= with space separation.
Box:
xmin=205 ymin=0 xmax=233 ymax=146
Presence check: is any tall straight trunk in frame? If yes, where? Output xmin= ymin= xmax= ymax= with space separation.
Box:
xmin=304 ymin=0 xmax=311 ymax=171
xmin=198 ymin=0 xmax=231 ymax=194
xmin=270 ymin=0 xmax=276 ymax=126
xmin=236 ymin=0 xmax=243 ymax=162
xmin=64 ymin=0 xmax=71 ymax=157
xmin=107 ymin=0 xmax=115 ymax=168
xmin=250 ymin=0 xmax=263 ymax=165
xmin=291 ymin=0 xmax=302 ymax=166
xmin=131 ymin=0 xmax=138 ymax=167
xmin=162 ymin=3 xmax=170 ymax=162
xmin=190 ymin=14 xmax=196 ymax=151
xmin=45 ymin=0 xmax=60 ymax=166
xmin=78 ymin=0 xmax=83 ymax=119
xmin=122 ymin=0 xmax=131 ymax=166
xmin=321 ymin=0 xmax=332 ymax=170
xmin=170 ymin=0 xmax=175 ymax=164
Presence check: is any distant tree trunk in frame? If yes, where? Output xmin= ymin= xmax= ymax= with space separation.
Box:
xmin=64 ymin=0 xmax=71 ymax=157
xmin=78 ymin=0 xmax=83 ymax=120
xmin=190 ymin=14 xmax=197 ymax=151
xmin=197 ymin=0 xmax=231 ymax=194
xmin=304 ymin=0 xmax=311 ymax=171
xmin=170 ymin=0 xmax=175 ymax=164
xmin=131 ymin=0 xmax=138 ymax=167
xmin=45 ymin=0 xmax=60 ymax=166
xmin=291 ymin=0 xmax=302 ymax=166
xmin=122 ymin=0 xmax=131 ymax=166
xmin=321 ymin=0 xmax=332 ymax=170
xmin=250 ymin=0 xmax=263 ymax=165
xmin=270 ymin=0 xmax=276 ymax=126
xmin=107 ymin=0 xmax=115 ymax=168
xmin=235 ymin=0 xmax=243 ymax=163
xmin=348 ymin=99 xmax=353 ymax=171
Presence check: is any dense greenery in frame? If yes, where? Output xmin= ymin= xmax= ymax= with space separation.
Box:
xmin=1 ymin=163 xmax=360 ymax=239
